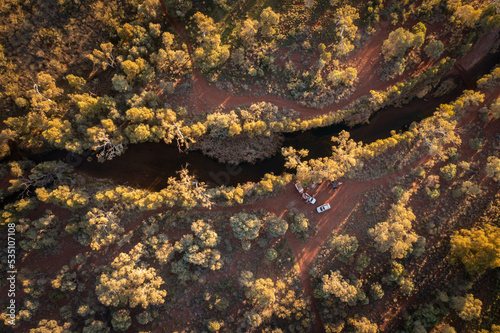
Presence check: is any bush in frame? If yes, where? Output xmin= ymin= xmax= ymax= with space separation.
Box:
xmin=469 ymin=137 xmax=484 ymax=150
xmin=265 ymin=248 xmax=278 ymax=261
xmin=440 ymin=164 xmax=457 ymax=181
xmin=424 ymin=39 xmax=444 ymax=59
xmin=446 ymin=147 xmax=460 ymax=160
xmin=451 ymin=294 xmax=482 ymax=321
xmin=392 ymin=186 xmax=405 ymax=201
xmin=288 ymin=210 xmax=310 ymax=237
xmin=425 ymin=187 xmax=440 ymax=200
xmin=370 ymin=283 xmax=384 ymax=300
xmin=265 ymin=215 xmax=288 ymax=237
xmin=486 ymin=156 xmax=500 ymax=181
xmin=230 ymin=212 xmax=262 ymax=240
xmin=412 ymin=166 xmax=426 ymax=178
xmin=329 ymin=234 xmax=359 ymax=262
xmin=245 ymin=311 xmax=262 ymax=327
xmin=112 ymin=309 xmax=132 ymax=331
xmin=207 ymin=319 xmax=223 ymax=331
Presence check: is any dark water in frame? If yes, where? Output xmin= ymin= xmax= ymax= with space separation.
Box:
xmin=29 ymin=51 xmax=499 ymax=190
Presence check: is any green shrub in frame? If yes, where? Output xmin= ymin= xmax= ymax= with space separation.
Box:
xmin=440 ymin=164 xmax=457 ymax=181
xmin=469 ymin=137 xmax=484 ymax=150
xmin=265 ymin=248 xmax=278 ymax=261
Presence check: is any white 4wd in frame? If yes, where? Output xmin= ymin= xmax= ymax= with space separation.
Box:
xmin=316 ymin=203 xmax=331 ymax=213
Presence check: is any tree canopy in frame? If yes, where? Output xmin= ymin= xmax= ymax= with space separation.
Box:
xmin=449 ymin=224 xmax=500 ymax=274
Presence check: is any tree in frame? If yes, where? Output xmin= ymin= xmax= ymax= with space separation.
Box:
xmin=96 ymin=245 xmax=166 ymax=308
xmin=89 ymin=128 xmax=124 ymax=162
xmin=87 ymin=42 xmax=115 ymax=72
xmin=454 ymin=180 xmax=482 ymax=197
xmin=381 ymin=27 xmax=420 ymax=61
xmin=29 ymin=319 xmax=70 ymax=333
xmin=330 ymin=130 xmax=363 ymax=174
xmin=424 ymin=39 xmax=444 ymax=59
xmin=35 ymin=186 xmax=89 ymax=210
xmin=17 ymin=212 xmax=59 ymax=252
xmin=449 ymin=224 xmax=500 ymax=274
xmin=34 ymin=72 xmax=64 ymax=100
xmin=245 ymin=311 xmax=262 ymax=327
xmin=206 ymin=111 xmax=241 ymax=138
xmin=260 ymin=7 xmax=280 ymax=38
xmin=333 ymin=5 xmax=359 ymax=57
xmin=327 ymin=67 xmax=358 ymax=86
xmin=490 ymin=98 xmax=500 ymax=119
xmin=486 ymin=156 xmax=500 ymax=181
xmin=246 ymin=278 xmax=276 ymax=307
xmin=136 ymin=310 xmax=153 ymax=325
xmin=239 ymin=19 xmax=259 ymax=46
xmin=350 ymin=317 xmax=379 ymax=333
xmin=163 ymin=0 xmax=192 ymax=17
xmin=440 ymin=163 xmax=457 ymax=181
xmin=265 ymin=215 xmax=288 ymax=237
xmin=370 ymin=283 xmax=384 ymax=300
xmin=454 ymin=5 xmax=482 ymax=27
xmin=416 ymin=109 xmax=461 ymax=156
xmin=207 ymin=318 xmax=223 ymax=331
xmin=173 ymin=220 xmax=223 ymax=271
xmin=451 ymin=294 xmax=482 ymax=321
xmin=66 ymin=208 xmax=124 ymax=250
xmin=120 ymin=57 xmax=151 ymax=83
xmin=282 ymin=131 xmax=362 ymax=186
xmin=111 ymin=309 xmax=131 ymax=331
xmin=41 ymin=118 xmax=74 ymax=150
xmin=82 ymin=320 xmax=109 ymax=333
xmin=167 ymin=167 xmax=213 ymax=209
xmin=265 ymin=248 xmax=278 ymax=261
xmin=125 ymin=106 xmax=155 ymax=122
xmin=193 ymin=12 xmax=230 ymax=71
xmin=329 ymin=234 xmax=358 ymax=261
xmin=368 ymin=202 xmax=418 ymax=259
xmin=230 ymin=212 xmax=262 ymax=240
xmin=239 ymin=270 xmax=254 ymax=287
xmin=288 ymin=210 xmax=310 ymax=236
xmin=9 ymin=161 xmax=72 ymax=196
xmin=112 ymin=74 xmax=130 ymax=92
xmin=320 ymin=270 xmax=362 ymax=306
xmin=66 ymin=74 xmax=86 ymax=91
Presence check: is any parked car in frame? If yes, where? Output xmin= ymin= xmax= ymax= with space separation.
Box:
xmin=316 ymin=203 xmax=331 ymax=213
xmin=303 ymin=193 xmax=316 ymax=204
xmin=330 ymin=181 xmax=343 ymax=190
xmin=294 ymin=182 xmax=304 ymax=194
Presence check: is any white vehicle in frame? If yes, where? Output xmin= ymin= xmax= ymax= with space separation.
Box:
xmin=316 ymin=203 xmax=331 ymax=213
xmin=303 ymin=193 xmax=316 ymax=204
